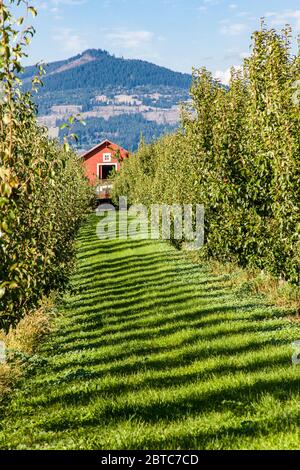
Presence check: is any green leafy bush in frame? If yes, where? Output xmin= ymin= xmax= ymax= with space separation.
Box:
xmin=113 ymin=24 xmax=300 ymax=284
xmin=0 ymin=1 xmax=92 ymax=330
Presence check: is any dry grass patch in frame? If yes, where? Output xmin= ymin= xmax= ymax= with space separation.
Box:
xmin=208 ymin=260 xmax=300 ymax=315
xmin=0 ymin=296 xmax=55 ymax=400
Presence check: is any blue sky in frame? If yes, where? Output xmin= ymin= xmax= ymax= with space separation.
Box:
xmin=24 ymin=0 xmax=300 ymax=83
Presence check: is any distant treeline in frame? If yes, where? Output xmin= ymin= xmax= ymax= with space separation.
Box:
xmin=58 ymin=114 xmax=177 ymax=152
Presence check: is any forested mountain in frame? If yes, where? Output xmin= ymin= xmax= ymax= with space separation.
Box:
xmin=25 ymin=49 xmax=192 ymax=91
xmin=24 ymin=49 xmax=192 ymax=151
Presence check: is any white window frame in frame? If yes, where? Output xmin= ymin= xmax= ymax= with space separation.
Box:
xmin=103 ymin=153 xmax=112 ymax=162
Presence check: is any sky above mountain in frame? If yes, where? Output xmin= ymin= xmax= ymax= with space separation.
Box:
xmin=24 ymin=0 xmax=300 ymax=84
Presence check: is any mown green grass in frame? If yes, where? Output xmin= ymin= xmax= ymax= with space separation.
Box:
xmin=0 ymin=214 xmax=300 ymax=450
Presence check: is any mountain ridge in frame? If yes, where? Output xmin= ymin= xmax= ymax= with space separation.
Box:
xmin=26 ymin=49 xmax=192 ymax=151
xmin=42 ymin=49 xmax=190 ymax=91
xmin=24 ymin=49 xmax=192 ymax=87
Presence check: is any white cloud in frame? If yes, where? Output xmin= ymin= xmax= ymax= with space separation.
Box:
xmin=105 ymin=30 xmax=154 ymax=49
xmin=51 ymin=0 xmax=87 ymax=5
xmin=214 ymin=65 xmax=242 ymax=86
xmin=223 ymin=48 xmax=250 ymax=61
xmin=237 ymin=11 xmax=251 ymax=18
xmin=240 ymin=51 xmax=250 ymax=59
xmin=219 ymin=22 xmax=248 ymax=36
xmin=53 ymin=27 xmax=88 ymax=54
xmin=198 ymin=0 xmax=220 ymax=10
xmin=265 ymin=10 xmax=300 ymax=30
xmin=203 ymin=0 xmax=220 ymax=5
xmin=41 ymin=0 xmax=87 ymax=19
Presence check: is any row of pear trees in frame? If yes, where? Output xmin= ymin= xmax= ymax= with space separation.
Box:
xmin=0 ymin=1 xmax=93 ymax=331
xmin=113 ymin=24 xmax=300 ymax=284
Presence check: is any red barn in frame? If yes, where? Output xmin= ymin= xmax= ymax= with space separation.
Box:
xmin=81 ymin=139 xmax=129 ymax=200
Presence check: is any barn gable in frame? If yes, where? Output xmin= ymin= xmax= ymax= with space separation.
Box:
xmin=82 ymin=139 xmax=128 ymax=161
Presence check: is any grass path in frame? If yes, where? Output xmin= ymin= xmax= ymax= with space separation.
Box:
xmin=0 ymin=214 xmax=300 ymax=449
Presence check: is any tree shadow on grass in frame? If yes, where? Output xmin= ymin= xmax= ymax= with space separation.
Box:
xmin=37 ymin=372 xmax=300 ymax=434
xmin=50 ymin=333 xmax=290 ymax=379
xmin=131 ymin=411 xmax=300 ymax=449
xmin=54 ymin=303 xmax=242 ymax=343
xmin=30 ymin=354 xmax=290 ymax=412
xmin=3 ymin=215 xmax=297 ymax=449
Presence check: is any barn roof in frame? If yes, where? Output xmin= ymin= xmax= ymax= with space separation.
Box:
xmin=81 ymin=139 xmax=128 ymax=159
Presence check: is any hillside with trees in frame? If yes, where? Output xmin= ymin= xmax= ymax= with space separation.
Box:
xmin=58 ymin=114 xmax=177 ymax=152
xmin=24 ymin=49 xmax=192 ymax=91
xmin=24 ymin=49 xmax=192 ymax=150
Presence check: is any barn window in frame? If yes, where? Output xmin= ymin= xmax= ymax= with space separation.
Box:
xmin=101 ymin=165 xmax=116 ymax=180
xmin=103 ymin=153 xmax=112 ymax=162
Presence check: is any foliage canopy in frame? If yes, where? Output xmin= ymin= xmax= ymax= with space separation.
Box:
xmin=0 ymin=0 xmax=92 ymax=330
xmin=113 ymin=24 xmax=300 ymax=284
